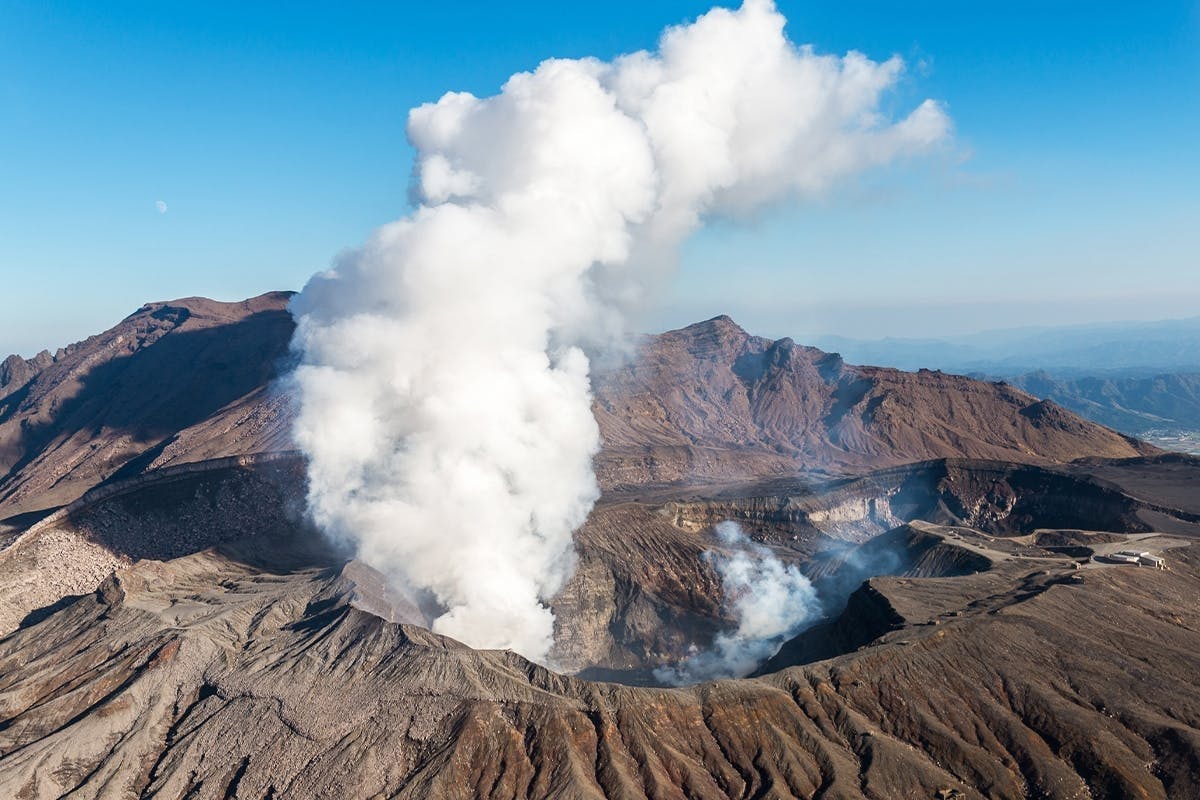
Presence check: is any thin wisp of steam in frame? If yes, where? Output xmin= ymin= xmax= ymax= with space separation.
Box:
xmin=655 ymin=521 xmax=818 ymax=684
xmin=289 ymin=0 xmax=950 ymax=663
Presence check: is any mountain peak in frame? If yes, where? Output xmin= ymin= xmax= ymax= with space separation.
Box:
xmin=127 ymin=291 xmax=294 ymax=324
xmin=690 ymin=314 xmax=745 ymax=333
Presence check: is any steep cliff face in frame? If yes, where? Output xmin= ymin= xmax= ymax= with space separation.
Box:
xmin=656 ymin=458 xmax=1187 ymax=549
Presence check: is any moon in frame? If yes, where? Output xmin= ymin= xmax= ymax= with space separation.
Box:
xmin=155 ymin=200 xmax=168 ymax=214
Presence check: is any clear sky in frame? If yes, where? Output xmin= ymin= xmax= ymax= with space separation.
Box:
xmin=2 ymin=1 xmax=1198 ymax=355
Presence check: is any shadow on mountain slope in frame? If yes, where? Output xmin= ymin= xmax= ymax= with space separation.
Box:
xmin=0 ymin=298 xmax=295 ymax=515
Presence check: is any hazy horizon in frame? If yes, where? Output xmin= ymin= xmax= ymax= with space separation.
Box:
xmin=5 ymin=284 xmax=1200 ymax=362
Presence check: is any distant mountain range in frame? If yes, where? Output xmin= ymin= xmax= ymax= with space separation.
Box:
xmin=809 ymin=315 xmax=1200 ymax=377
xmin=807 ymin=316 xmax=1200 ymax=446
xmin=1004 ymin=371 xmax=1200 ymax=436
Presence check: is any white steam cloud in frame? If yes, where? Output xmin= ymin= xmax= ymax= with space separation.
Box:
xmin=655 ymin=522 xmax=818 ymax=684
xmin=289 ymin=0 xmax=949 ymax=663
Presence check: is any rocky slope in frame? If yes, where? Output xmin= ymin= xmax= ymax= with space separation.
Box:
xmin=0 ymin=293 xmax=294 ymax=519
xmin=0 ymin=299 xmax=1157 ymax=522
xmin=1 ymin=295 xmax=1196 ymax=799
xmin=593 ymin=316 xmax=1156 ymax=488
xmin=2 ymin=477 xmax=1197 ymax=799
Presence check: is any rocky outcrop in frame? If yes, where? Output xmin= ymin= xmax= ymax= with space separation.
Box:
xmin=0 ymin=350 xmax=54 ymax=399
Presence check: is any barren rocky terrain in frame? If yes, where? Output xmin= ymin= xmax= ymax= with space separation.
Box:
xmin=1 ymin=294 xmax=1197 ymax=799
xmin=593 ymin=316 xmax=1155 ymax=489
xmin=0 ymin=296 xmax=1156 ymax=522
xmin=0 ymin=293 xmax=295 ymax=520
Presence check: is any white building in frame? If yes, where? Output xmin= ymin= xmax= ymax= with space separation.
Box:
xmin=1109 ymin=550 xmax=1145 ymax=564
xmin=1106 ymin=549 xmax=1166 ymax=569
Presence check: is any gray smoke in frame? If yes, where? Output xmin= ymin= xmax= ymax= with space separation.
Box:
xmin=288 ymin=0 xmax=950 ymax=663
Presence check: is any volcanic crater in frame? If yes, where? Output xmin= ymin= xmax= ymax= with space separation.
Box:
xmin=2 ymin=294 xmax=1198 ymax=799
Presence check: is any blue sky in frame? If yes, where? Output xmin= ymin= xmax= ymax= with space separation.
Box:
xmin=2 ymin=1 xmax=1198 ymax=355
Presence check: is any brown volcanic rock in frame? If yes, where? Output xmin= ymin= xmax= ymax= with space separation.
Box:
xmin=0 ymin=292 xmax=295 ymax=518
xmin=593 ymin=316 xmax=1156 ymax=488
xmin=0 ymin=302 xmax=1159 ymax=524
xmin=6 ymin=451 xmax=1195 ymax=682
xmin=0 ymin=350 xmax=54 ymax=400
xmin=1 ymin=499 xmax=1198 ymax=799
xmin=0 ymin=300 xmax=1197 ymax=799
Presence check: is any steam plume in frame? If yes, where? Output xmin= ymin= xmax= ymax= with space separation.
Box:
xmin=289 ymin=0 xmax=950 ymax=663
xmin=655 ymin=522 xmax=818 ymax=684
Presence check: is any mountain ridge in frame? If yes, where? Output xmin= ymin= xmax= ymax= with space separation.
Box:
xmin=1 ymin=294 xmax=1198 ymax=798
xmin=593 ymin=314 xmax=1155 ymax=488
xmin=1006 ymin=370 xmax=1200 ymax=435
xmin=0 ymin=295 xmax=1157 ymax=522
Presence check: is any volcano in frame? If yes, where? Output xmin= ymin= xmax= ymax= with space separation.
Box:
xmin=1 ymin=294 xmax=1198 ymax=799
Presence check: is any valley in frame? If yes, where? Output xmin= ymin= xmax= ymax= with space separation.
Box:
xmin=1141 ymin=429 xmax=1200 ymax=456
